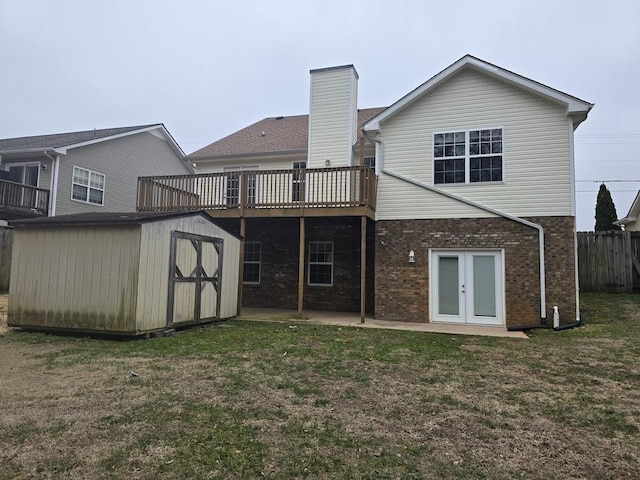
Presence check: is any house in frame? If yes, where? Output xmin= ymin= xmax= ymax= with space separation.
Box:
xmin=0 ymin=124 xmax=194 ymax=220
xmin=137 ymin=55 xmax=593 ymax=330
xmin=616 ymin=190 xmax=640 ymax=231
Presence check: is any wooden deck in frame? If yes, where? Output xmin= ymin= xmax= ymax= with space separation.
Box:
xmin=0 ymin=179 xmax=49 ymax=219
xmin=136 ymin=166 xmax=377 ymax=218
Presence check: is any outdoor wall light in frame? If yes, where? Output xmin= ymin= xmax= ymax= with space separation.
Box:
xmin=325 ymin=159 xmax=331 ymax=166
xmin=408 ymin=250 xmax=415 ymax=263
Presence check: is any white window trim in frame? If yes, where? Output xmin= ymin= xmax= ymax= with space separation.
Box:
xmin=242 ymin=241 xmax=261 ymax=285
xmin=308 ymin=241 xmax=334 ymax=287
xmin=71 ymin=166 xmax=105 ymax=206
xmin=432 ymin=127 xmax=505 ymax=186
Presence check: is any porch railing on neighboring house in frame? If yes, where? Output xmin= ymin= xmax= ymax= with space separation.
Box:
xmin=137 ymin=166 xmax=377 ymax=216
xmin=0 ymin=179 xmax=50 ymax=218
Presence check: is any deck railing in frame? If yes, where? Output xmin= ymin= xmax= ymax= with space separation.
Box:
xmin=137 ymin=166 xmax=377 ymax=214
xmin=0 ymin=179 xmax=50 ymax=217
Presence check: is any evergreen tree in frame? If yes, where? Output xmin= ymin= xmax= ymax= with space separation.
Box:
xmin=594 ymin=183 xmax=622 ymax=231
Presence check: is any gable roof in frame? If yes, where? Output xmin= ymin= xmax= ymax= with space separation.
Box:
xmin=364 ymin=55 xmax=594 ymax=132
xmin=616 ymin=190 xmax=640 ymax=227
xmin=0 ymin=124 xmax=186 ymax=158
xmin=189 ymin=108 xmax=385 ymax=160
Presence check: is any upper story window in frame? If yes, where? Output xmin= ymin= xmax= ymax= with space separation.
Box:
xmin=364 ymin=156 xmax=376 ymax=169
xmin=434 ymin=128 xmax=503 ymax=184
xmin=72 ymin=166 xmax=105 ymax=205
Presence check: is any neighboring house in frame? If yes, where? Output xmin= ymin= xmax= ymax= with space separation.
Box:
xmin=137 ymin=55 xmax=593 ymax=330
xmin=615 ymin=190 xmax=640 ymax=231
xmin=0 ymin=124 xmax=194 ymax=220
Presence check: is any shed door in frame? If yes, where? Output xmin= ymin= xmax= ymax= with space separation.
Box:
xmin=168 ymin=231 xmax=223 ymax=326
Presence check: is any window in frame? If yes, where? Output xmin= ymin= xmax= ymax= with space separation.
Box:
xmin=434 ymin=128 xmax=503 ymax=184
xmin=224 ymin=166 xmax=258 ymax=206
xmin=364 ymin=157 xmax=376 ymax=169
xmin=243 ymin=242 xmax=261 ymax=284
xmin=292 ymin=161 xmax=306 ymax=202
xmin=308 ymin=241 xmax=333 ymax=286
xmin=72 ymin=167 xmax=105 ymax=205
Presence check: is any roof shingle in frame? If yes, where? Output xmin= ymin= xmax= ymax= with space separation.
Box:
xmin=188 ymin=108 xmax=385 ymax=159
xmin=0 ymin=124 xmax=160 ymax=153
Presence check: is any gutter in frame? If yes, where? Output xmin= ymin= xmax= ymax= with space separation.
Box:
xmin=364 ymin=133 xmax=547 ymax=326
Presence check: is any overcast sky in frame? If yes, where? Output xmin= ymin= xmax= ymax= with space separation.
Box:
xmin=1 ymin=0 xmax=639 ymax=230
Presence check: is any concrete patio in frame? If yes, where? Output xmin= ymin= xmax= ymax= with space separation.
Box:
xmin=236 ymin=308 xmax=529 ymax=338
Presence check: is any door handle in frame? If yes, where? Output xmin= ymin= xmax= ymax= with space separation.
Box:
xmin=461 ymin=284 xmax=465 ymax=293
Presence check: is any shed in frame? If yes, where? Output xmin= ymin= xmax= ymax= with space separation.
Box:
xmin=8 ymin=210 xmax=241 ymax=335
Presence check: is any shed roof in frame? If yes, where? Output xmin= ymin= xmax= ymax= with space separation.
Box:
xmin=9 ymin=210 xmax=225 ymax=229
xmin=188 ymin=107 xmax=385 ymax=159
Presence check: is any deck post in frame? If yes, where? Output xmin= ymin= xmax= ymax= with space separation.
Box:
xmin=297 ymin=217 xmax=305 ymax=317
xmin=237 ymin=217 xmax=245 ymax=316
xmin=361 ymin=216 xmax=366 ymax=324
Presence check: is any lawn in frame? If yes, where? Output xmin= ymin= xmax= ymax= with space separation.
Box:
xmin=1 ymin=293 xmax=639 ymax=479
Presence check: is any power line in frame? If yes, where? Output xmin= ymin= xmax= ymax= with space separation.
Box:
xmin=576 ymin=159 xmax=638 ymax=163
xmin=575 ymin=180 xmax=640 ymax=183
xmin=576 ymin=133 xmax=640 ymax=137
xmin=577 ymin=189 xmax=638 ymax=192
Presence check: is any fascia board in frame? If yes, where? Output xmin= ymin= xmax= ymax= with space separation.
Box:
xmin=61 ymin=125 xmax=186 ymax=158
xmin=624 ymin=190 xmax=640 ymax=218
xmin=0 ymin=148 xmax=57 ymax=156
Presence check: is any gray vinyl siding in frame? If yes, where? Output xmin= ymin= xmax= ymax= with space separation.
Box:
xmin=376 ymin=69 xmax=572 ymax=220
xmin=55 ymin=131 xmax=190 ymax=215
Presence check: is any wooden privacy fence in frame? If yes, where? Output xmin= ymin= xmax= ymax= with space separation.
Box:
xmin=577 ymin=231 xmax=640 ymax=293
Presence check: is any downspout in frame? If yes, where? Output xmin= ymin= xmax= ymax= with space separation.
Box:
xmin=569 ymin=117 xmax=581 ymax=325
xmin=43 ymin=150 xmax=59 ymax=216
xmin=364 ymin=132 xmax=547 ymax=329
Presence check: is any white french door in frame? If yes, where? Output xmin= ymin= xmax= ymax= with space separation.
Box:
xmin=431 ymin=250 xmax=504 ymax=326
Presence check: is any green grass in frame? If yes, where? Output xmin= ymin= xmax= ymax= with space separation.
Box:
xmin=1 ymin=293 xmax=639 ymax=479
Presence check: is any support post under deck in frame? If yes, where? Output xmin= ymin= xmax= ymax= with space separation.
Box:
xmin=361 ymin=216 xmax=366 ymax=324
xmin=297 ymin=217 xmax=305 ymax=317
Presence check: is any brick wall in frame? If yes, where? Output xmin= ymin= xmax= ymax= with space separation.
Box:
xmin=374 ymin=216 xmax=576 ymax=328
xmin=241 ymin=217 xmax=374 ymax=312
